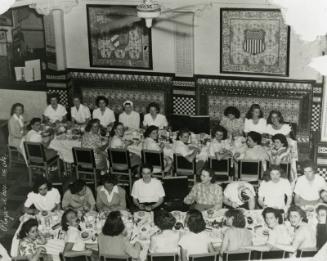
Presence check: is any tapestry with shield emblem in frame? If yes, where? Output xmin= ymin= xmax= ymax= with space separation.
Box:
xmin=220 ymin=9 xmax=290 ymax=76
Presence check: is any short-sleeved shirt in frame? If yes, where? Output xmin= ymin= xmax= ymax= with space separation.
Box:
xmin=174 ymin=140 xmax=193 ymax=157
xmin=62 ymin=186 xmax=95 ymax=210
xmin=209 ymin=139 xmax=231 ymax=157
xmin=184 ymin=183 xmax=223 ymax=208
xmin=43 ymin=104 xmax=67 ymax=123
xmin=71 ymin=104 xmax=91 ymax=124
xmin=110 ymin=135 xmax=125 ymax=149
xmin=244 ymin=118 xmax=267 ymax=134
xmin=258 ymin=178 xmax=292 ymax=209
xmin=294 ymin=174 xmax=326 ymax=201
xmin=267 ymin=224 xmax=292 ymax=245
xmin=143 ymin=113 xmax=168 ymax=129
xmin=24 ymin=188 xmax=61 ymax=211
xmin=266 ymin=124 xmax=291 ymax=136
xmin=119 ymin=111 xmax=140 ymax=130
xmin=224 ymin=181 xmax=255 ymax=206
xmin=131 ymin=178 xmax=165 ymax=203
xmin=92 ymin=107 xmax=115 ymax=127
xmin=66 ymin=226 xmax=81 ymax=243
xmin=179 ymin=231 xmax=211 ymax=256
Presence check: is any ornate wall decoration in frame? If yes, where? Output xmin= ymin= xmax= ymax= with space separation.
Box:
xmin=86 ymin=5 xmax=152 ymax=69
xmin=220 ymin=9 xmax=290 ymax=76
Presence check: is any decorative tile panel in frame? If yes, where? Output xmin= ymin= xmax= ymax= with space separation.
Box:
xmin=173 ymin=96 xmax=196 ymax=115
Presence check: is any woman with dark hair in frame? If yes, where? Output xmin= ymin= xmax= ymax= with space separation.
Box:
xmin=244 ymin=104 xmax=267 ymax=134
xmin=269 ymin=205 xmax=316 ymax=253
xmin=268 ymin=134 xmax=291 ymax=165
xmin=150 ymin=209 xmax=180 ymax=253
xmin=209 ymin=126 xmax=232 ymax=160
xmin=143 ymin=125 xmax=173 ymax=172
xmin=81 ymin=119 xmax=109 ymax=170
xmin=220 ymin=209 xmax=252 ymax=253
xmin=43 ymin=94 xmax=67 ymax=123
xmin=184 ymin=168 xmax=223 ymax=211
xmin=98 ymin=211 xmax=141 ymax=258
xmin=18 ymin=219 xmax=47 ymax=261
xmin=24 ymin=177 xmax=60 ymax=215
xmin=316 ymin=204 xmax=327 ymax=250
xmin=71 ymin=96 xmax=91 ymax=125
xmin=62 ymin=180 xmax=95 ymax=211
xmin=61 ymin=209 xmax=93 ymax=257
xmin=96 ymin=175 xmax=126 ymax=211
xmin=258 ymin=166 xmax=292 ymax=212
xmin=8 ymin=102 xmax=25 ymax=149
xmin=92 ymin=96 xmax=115 ymax=128
xmin=266 ymin=110 xmax=291 ymax=136
xmin=179 ymin=209 xmax=214 ymax=260
xmin=143 ymin=102 xmax=168 ymax=129
xmin=220 ymin=106 xmax=244 ymax=138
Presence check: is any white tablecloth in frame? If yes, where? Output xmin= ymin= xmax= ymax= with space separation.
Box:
xmin=49 ymin=136 xmax=81 ymax=163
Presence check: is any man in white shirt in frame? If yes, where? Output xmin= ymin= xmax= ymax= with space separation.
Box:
xmin=92 ymin=96 xmax=115 ymax=127
xmin=118 ymin=100 xmax=140 ymax=130
xmin=131 ymin=164 xmax=165 ymax=211
xmin=294 ymin=162 xmax=326 ymax=207
xmin=71 ymin=97 xmax=91 ymax=124
xmin=43 ymin=94 xmax=67 ymax=123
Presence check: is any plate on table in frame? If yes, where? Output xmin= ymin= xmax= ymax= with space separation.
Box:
xmin=80 ymin=230 xmax=92 ymax=241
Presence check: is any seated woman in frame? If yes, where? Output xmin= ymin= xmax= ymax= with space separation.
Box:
xmin=234 ymin=131 xmax=269 ymax=170
xmin=92 ymin=96 xmax=115 ymax=129
xmin=320 ymin=188 xmax=327 ymax=204
xmin=174 ymin=128 xmax=204 ymax=175
xmin=96 ymin=175 xmax=126 ymax=212
xmin=258 ymin=166 xmax=292 ymax=212
xmin=268 ymin=134 xmax=291 ymax=165
xmin=220 ymin=106 xmax=244 ymax=138
xmin=184 ymin=168 xmax=223 ymax=211
xmin=62 ymin=180 xmax=95 ymax=211
xmin=262 ymin=207 xmax=292 ymax=247
xmin=150 ymin=209 xmax=180 ymax=253
xmin=179 ymin=209 xmax=214 ymax=261
xmin=244 ymin=104 xmax=267 ymax=135
xmin=71 ymin=96 xmax=91 ymax=125
xmin=24 ymin=177 xmax=61 ymax=215
xmin=81 ymin=119 xmax=109 ymax=171
xmin=98 ymin=211 xmax=141 ymax=259
xmin=143 ymin=125 xmax=173 ymax=173
xmin=8 ymin=103 xmax=25 ymax=150
xmin=209 ymin=126 xmax=232 ymax=160
xmin=61 ymin=209 xmax=93 ymax=257
xmin=269 ymin=205 xmax=316 ymax=253
xmin=223 ymin=181 xmax=256 ymax=210
xmin=18 ymin=219 xmax=47 ymax=261
xmin=316 ymin=204 xmax=327 ymax=250
xmin=43 ymin=94 xmax=67 ymax=124
xmin=118 ymin=100 xmax=140 ymax=130
xmin=220 ymin=209 xmax=252 ymax=254
xmin=266 ymin=110 xmax=292 ymax=137
xmin=143 ymin=102 xmax=168 ymax=129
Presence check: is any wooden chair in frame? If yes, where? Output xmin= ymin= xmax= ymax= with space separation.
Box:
xmin=162 ymin=176 xmax=189 ymax=211
xmin=100 ymin=255 xmax=131 ymax=261
xmin=222 ymin=251 xmax=251 ymax=261
xmin=60 ymin=252 xmax=92 ymax=261
xmin=296 ymin=248 xmax=318 ymax=258
xmin=237 ymin=160 xmax=262 ymax=182
xmin=147 ymin=252 xmax=179 ymax=261
xmin=107 ymin=148 xmax=133 ymax=191
xmin=7 ymin=145 xmax=25 ymax=169
xmin=260 ymin=250 xmax=287 ymax=259
xmin=267 ymin=161 xmax=292 ymax=180
xmin=209 ymin=157 xmax=231 ymax=182
xmin=23 ymin=141 xmax=61 ymax=186
xmin=173 ymin=153 xmax=196 ymax=185
xmin=189 ymin=253 xmax=218 ymax=261
xmin=72 ymin=147 xmax=98 ymax=192
xmin=142 ymin=149 xmax=165 ymax=178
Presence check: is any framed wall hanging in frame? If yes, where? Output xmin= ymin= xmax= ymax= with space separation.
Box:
xmin=220 ymin=9 xmax=290 ymax=76
xmin=87 ymin=5 xmax=153 ymax=69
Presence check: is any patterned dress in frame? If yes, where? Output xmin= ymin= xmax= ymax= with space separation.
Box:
xmin=81 ymin=132 xmax=107 ymax=169
xmin=18 ymin=238 xmax=38 ymax=257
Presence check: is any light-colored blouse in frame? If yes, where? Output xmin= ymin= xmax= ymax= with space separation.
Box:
xmin=220 ymin=117 xmax=244 ymax=137
xmin=244 ymin=118 xmax=267 ymax=134
xmin=8 ymin=114 xmax=24 ymax=148
xmin=150 ymin=230 xmax=180 ymax=253
xmin=96 ymin=185 xmax=126 ymax=211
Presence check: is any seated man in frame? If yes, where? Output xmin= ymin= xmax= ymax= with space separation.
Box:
xmin=62 ymin=180 xmax=95 ymax=211
xmin=131 ymin=164 xmax=165 ymax=212
xmin=223 ymin=181 xmax=256 ymax=210
xmin=294 ymin=161 xmax=326 ymax=207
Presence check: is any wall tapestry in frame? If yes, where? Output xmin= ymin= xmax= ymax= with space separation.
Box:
xmin=220 ymin=9 xmax=290 ymax=76
xmin=87 ymin=5 xmax=152 ymax=69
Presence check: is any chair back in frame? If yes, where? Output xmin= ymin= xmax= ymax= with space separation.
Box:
xmin=59 ymin=253 xmax=92 ymax=261
xmin=147 ymin=253 xmax=179 ymax=261
xmin=72 ymin=147 xmax=96 ymax=169
xmin=296 ymin=248 xmax=318 ymax=258
xmin=108 ymin=148 xmax=131 ymax=171
xmin=163 ymin=176 xmax=189 ymax=201
xmin=222 ymin=251 xmax=251 ymax=261
xmin=209 ymin=157 xmax=230 ymax=181
xmin=189 ymin=253 xmax=218 ymax=261
xmin=142 ymin=149 xmax=165 ymax=171
xmin=237 ymin=160 xmax=262 ymax=181
xmin=266 ymin=161 xmax=291 ymax=180
xmin=24 ymin=142 xmax=46 ymax=164
xmin=100 ymin=255 xmax=131 ymax=261
xmin=261 ymin=250 xmax=286 ymax=259
xmin=173 ymin=154 xmax=196 ymax=176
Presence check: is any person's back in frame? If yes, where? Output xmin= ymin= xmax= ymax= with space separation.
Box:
xmin=179 ymin=231 xmax=211 ymax=256
xmin=296 ymin=223 xmax=316 ymax=250
xmin=223 ymin=227 xmax=252 ymax=252
xmin=150 ymin=230 xmax=180 ymax=253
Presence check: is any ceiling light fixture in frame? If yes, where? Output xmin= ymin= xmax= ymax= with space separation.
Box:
xmin=136 ymin=0 xmax=161 ymax=28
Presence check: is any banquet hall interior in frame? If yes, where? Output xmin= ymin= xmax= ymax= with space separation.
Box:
xmin=1 ymin=0 xmax=327 ymax=260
